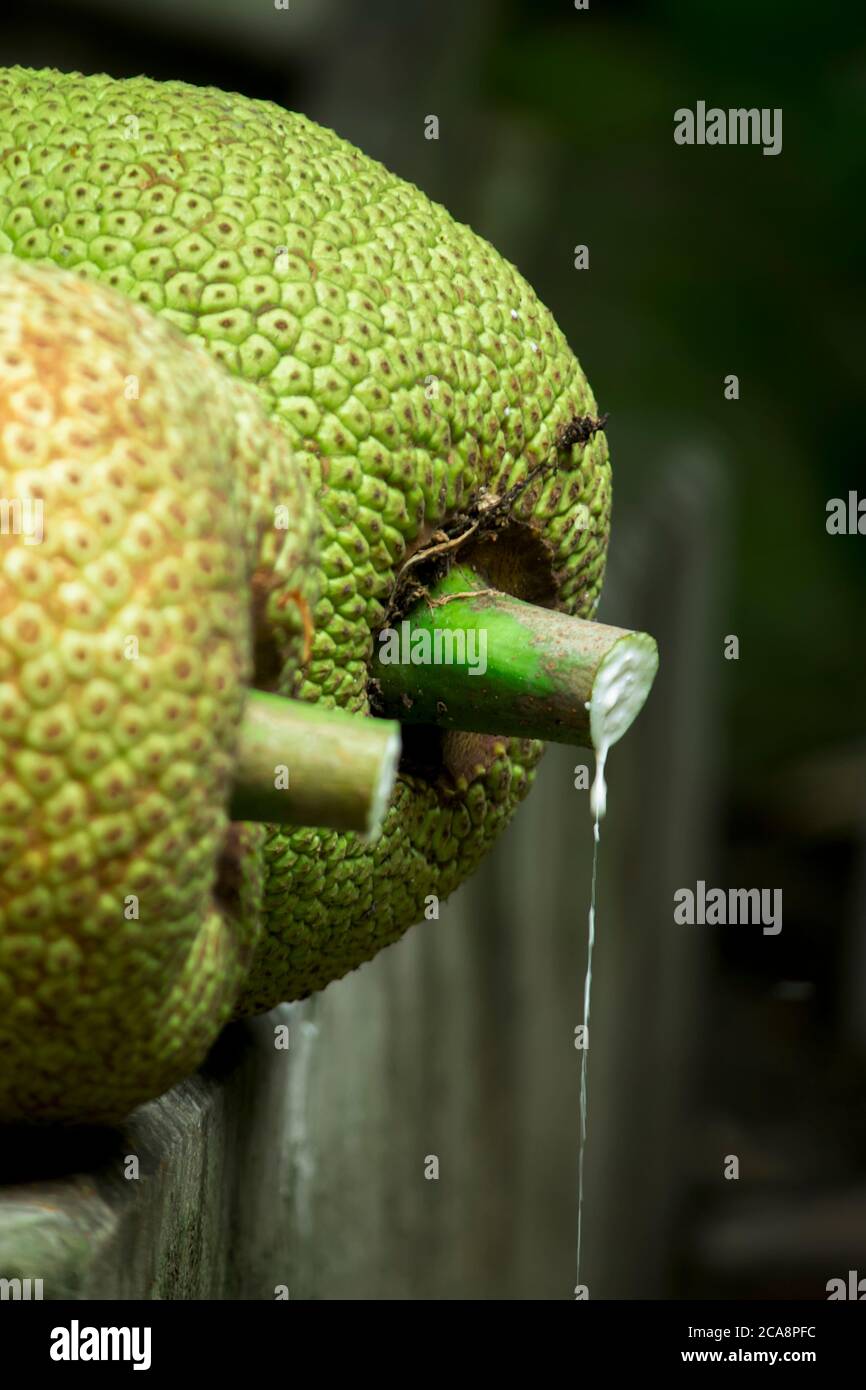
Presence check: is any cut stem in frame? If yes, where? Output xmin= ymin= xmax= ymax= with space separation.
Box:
xmin=230 ymin=691 xmax=401 ymax=839
xmin=372 ymin=564 xmax=658 ymax=750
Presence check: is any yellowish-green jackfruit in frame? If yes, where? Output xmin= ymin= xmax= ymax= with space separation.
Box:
xmin=0 ymin=68 xmax=612 ymax=1120
xmin=0 ymin=254 xmax=319 ymax=1121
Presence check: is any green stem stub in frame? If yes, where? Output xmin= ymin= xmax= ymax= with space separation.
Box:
xmin=372 ymin=564 xmax=658 ymax=750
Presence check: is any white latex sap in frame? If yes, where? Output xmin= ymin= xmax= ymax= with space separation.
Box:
xmin=589 ymin=632 xmax=659 ymax=827
xmin=577 ymin=633 xmax=658 ymax=1291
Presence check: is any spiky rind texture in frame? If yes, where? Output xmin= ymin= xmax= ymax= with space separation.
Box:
xmin=0 ymin=68 xmax=611 ymax=1025
xmin=0 ymin=255 xmax=317 ymax=1121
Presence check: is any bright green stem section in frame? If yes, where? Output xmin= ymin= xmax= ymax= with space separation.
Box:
xmin=372 ymin=564 xmax=658 ymax=750
xmin=230 ymin=691 xmax=401 ymax=838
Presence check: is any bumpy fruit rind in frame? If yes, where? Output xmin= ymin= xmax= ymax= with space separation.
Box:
xmin=0 ymin=67 xmax=611 ymax=1020
xmin=0 ymin=255 xmax=316 ymax=1121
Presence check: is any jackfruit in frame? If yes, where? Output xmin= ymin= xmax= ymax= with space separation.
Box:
xmin=0 ymin=253 xmax=321 ymax=1120
xmin=0 ymin=68 xmax=612 ymax=1114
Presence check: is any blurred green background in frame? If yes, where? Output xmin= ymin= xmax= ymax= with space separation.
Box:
xmin=2 ymin=0 xmax=865 ymax=1299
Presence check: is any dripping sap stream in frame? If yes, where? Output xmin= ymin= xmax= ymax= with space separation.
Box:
xmin=576 ymin=740 xmax=609 ymax=1291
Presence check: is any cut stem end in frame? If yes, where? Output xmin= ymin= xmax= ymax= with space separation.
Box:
xmin=372 ymin=563 xmax=658 ymax=751
xmin=230 ymin=691 xmax=401 ymax=837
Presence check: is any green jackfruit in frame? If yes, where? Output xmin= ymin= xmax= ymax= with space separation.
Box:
xmin=0 ymin=68 xmax=612 ymax=1119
